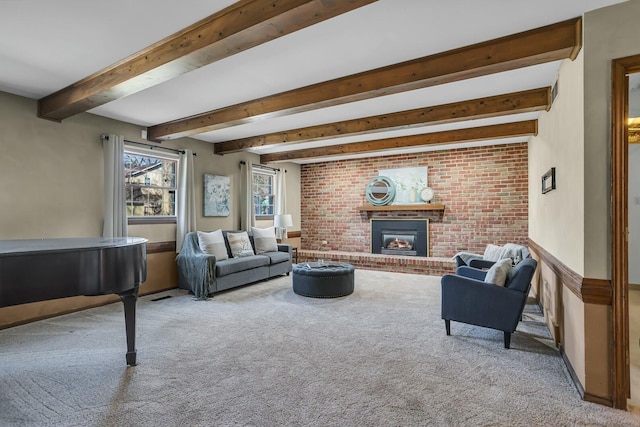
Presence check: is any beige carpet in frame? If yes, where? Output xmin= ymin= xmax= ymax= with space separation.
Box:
xmin=1 ymin=269 xmax=639 ymax=426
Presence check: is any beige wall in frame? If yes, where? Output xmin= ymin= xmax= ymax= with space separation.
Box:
xmin=0 ymin=90 xmax=301 ymax=327
xmin=529 ymin=50 xmax=587 ymax=386
xmin=0 ymin=90 xmax=301 ymax=241
xmin=1 ymin=91 xmax=114 ymax=239
xmin=529 ymin=52 xmax=585 ymax=274
xmin=564 ymin=287 xmax=586 ymax=386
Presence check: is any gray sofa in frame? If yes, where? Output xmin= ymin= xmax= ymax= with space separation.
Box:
xmin=177 ymin=230 xmax=292 ymax=299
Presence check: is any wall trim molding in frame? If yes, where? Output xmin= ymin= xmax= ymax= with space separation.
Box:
xmin=559 ymin=345 xmax=614 ymax=407
xmin=147 ymin=241 xmax=177 ymax=254
xmin=584 ymin=391 xmax=615 ymax=408
xmin=581 ymin=278 xmax=613 ymax=306
xmin=528 ymin=238 xmax=611 ymax=305
xmin=560 ymin=345 xmax=585 ymax=399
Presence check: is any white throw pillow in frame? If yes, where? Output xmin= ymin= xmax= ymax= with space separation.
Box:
xmin=197 ymin=230 xmax=229 ymax=261
xmin=227 ymin=231 xmax=255 ymax=258
xmin=484 ymin=258 xmax=513 ymax=287
xmin=251 ymin=226 xmax=278 ymax=254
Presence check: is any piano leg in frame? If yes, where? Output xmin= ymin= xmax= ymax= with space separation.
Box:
xmin=119 ymin=286 xmax=139 ymax=366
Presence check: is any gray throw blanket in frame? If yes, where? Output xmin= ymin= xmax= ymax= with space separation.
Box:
xmin=175 ymin=232 xmax=215 ymax=300
xmin=454 ymin=243 xmax=531 ymax=265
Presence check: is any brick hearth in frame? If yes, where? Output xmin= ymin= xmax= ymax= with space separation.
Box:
xmin=297 ymin=249 xmax=456 ymax=276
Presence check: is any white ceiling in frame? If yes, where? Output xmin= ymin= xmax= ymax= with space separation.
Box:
xmin=0 ymin=0 xmax=628 ymax=163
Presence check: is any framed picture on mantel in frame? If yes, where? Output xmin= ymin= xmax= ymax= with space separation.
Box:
xmin=379 ymin=166 xmax=428 ymax=204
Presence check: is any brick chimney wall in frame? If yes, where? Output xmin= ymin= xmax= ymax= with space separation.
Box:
xmin=300 ymin=143 xmax=528 ymax=257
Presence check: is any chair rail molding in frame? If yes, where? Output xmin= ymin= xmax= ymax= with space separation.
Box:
xmin=527 ymin=238 xmax=612 ymax=305
xmin=146 ymin=241 xmax=177 ymax=254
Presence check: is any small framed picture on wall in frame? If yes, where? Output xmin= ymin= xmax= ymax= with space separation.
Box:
xmin=541 ymin=167 xmax=556 ymax=194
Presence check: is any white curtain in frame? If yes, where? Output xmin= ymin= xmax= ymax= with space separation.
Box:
xmin=241 ymin=161 xmax=255 ymax=231
xmin=275 ymin=169 xmax=287 ymax=240
xmin=102 ymin=134 xmax=127 ymax=238
xmin=176 ymin=149 xmax=196 ymax=252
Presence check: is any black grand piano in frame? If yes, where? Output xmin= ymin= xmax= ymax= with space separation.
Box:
xmin=0 ymin=237 xmax=147 ymax=366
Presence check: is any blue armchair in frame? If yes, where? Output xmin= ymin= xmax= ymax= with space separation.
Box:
xmin=441 ymin=258 xmax=538 ymax=349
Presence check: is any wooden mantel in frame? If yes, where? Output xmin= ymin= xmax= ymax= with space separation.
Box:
xmin=357 ymin=203 xmax=445 ymax=212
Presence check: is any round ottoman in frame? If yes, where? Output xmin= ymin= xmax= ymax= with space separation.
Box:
xmin=292 ymin=262 xmax=355 ymax=298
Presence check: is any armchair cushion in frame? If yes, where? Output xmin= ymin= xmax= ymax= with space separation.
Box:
xmin=484 ymin=259 xmax=513 ymax=286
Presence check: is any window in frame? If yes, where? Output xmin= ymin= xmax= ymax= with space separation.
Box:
xmin=124 ymin=148 xmax=178 ymax=220
xmin=253 ymin=168 xmax=275 ymax=218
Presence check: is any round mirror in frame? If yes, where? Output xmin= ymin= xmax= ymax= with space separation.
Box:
xmin=365 ymin=176 xmax=396 ymax=206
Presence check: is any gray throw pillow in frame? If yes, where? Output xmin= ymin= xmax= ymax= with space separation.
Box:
xmin=484 ymin=258 xmax=513 ymax=287
xmin=251 ymin=226 xmax=278 ymax=254
xmin=197 ymin=230 xmax=229 ymax=261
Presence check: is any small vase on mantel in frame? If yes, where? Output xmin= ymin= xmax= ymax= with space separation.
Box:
xmin=409 ymin=188 xmax=417 ymax=203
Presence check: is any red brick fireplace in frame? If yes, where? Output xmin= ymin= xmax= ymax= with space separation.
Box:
xmin=300 ymin=143 xmax=528 ymax=259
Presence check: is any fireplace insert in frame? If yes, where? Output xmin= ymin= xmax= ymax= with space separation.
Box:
xmin=371 ymin=219 xmax=428 ymax=257
xmin=381 ymin=230 xmax=418 ymax=256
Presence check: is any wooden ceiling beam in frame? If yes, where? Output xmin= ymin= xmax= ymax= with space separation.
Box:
xmin=37 ymin=0 xmax=378 ymax=122
xmin=148 ymin=17 xmax=580 ymax=141
xmin=214 ymin=87 xmax=550 ymax=154
xmin=259 ymin=120 xmax=538 ymax=163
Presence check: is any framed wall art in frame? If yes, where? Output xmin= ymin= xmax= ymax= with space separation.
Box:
xmin=541 ymin=167 xmax=556 ymax=194
xmin=379 ymin=166 xmax=428 ymax=204
xmin=204 ymin=174 xmax=230 ymax=217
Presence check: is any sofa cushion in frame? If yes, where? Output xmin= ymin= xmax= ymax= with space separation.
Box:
xmin=216 ymin=256 xmax=269 ymax=276
xmin=227 ymin=231 xmax=256 ymax=258
xmin=251 ymin=226 xmax=278 ymax=254
xmin=484 ymin=258 xmax=513 ymax=287
xmin=262 ymin=250 xmax=290 ymax=265
xmin=197 ymin=230 xmax=229 ymax=261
